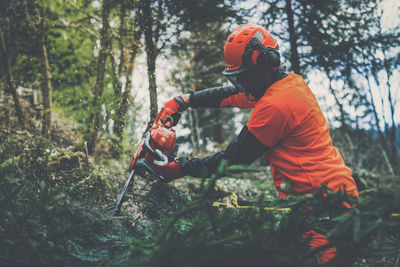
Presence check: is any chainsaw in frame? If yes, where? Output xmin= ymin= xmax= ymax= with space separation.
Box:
xmin=111 ymin=106 xmax=180 ymax=216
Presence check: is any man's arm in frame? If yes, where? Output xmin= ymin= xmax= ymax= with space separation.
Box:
xmin=188 ymin=85 xmax=256 ymax=109
xmin=181 ymin=125 xmax=268 ymax=177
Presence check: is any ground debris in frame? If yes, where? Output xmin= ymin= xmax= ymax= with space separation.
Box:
xmin=117 ymin=173 xmax=190 ymax=225
xmin=48 ymin=149 xmax=89 ymax=172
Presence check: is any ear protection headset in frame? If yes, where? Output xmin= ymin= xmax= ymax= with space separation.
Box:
xmin=248 ymin=31 xmax=281 ymax=69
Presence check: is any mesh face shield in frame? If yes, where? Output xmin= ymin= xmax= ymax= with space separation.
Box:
xmin=225 ymin=72 xmax=257 ymax=101
xmin=223 ymin=41 xmax=259 ymax=101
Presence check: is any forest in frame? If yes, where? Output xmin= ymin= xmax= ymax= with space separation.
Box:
xmin=0 ymin=0 xmax=399 ymax=266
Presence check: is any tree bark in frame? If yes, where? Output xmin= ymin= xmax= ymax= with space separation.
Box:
xmin=142 ymin=0 xmax=158 ymax=129
xmin=186 ymin=81 xmax=200 ymax=153
xmin=114 ymin=8 xmax=141 ymax=138
xmin=365 ymin=74 xmax=388 ymax=153
xmin=187 ymin=108 xmax=200 ymax=153
xmin=324 ymin=68 xmax=348 ymax=129
xmin=371 ymin=61 xmax=398 ymax=174
xmin=86 ymin=0 xmax=111 ymax=154
xmin=384 ymin=62 xmax=398 ymax=171
xmin=285 ymin=0 xmax=301 ymax=74
xmin=380 ymin=23 xmax=398 ymax=170
xmin=111 ymin=1 xmax=142 ymax=156
xmin=213 ymin=110 xmax=224 ymax=144
xmin=111 ymin=1 xmax=126 ymax=138
xmin=0 ymin=27 xmax=25 ymax=128
xmin=39 ymin=0 xmax=52 ymax=137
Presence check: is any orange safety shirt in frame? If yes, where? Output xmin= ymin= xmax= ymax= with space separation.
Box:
xmin=223 ymin=73 xmax=358 ymax=198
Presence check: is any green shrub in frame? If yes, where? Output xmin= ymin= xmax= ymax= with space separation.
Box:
xmin=0 ymin=135 xmax=129 ymax=266
xmin=1 ymin=135 xmax=399 ymax=267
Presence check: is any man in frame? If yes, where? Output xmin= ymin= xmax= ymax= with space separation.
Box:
xmin=156 ymin=24 xmax=359 ymax=263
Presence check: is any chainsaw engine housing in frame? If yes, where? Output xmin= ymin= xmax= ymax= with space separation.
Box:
xmin=129 ymin=124 xmax=176 ymax=169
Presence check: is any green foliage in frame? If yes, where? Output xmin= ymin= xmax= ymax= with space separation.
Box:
xmin=331 ymin=127 xmax=400 ymax=178
xmin=110 ymin=164 xmax=400 ymax=267
xmin=0 ymin=134 xmax=126 ymax=266
xmin=47 ymin=1 xmax=98 ymax=124
xmin=0 ymin=135 xmax=399 ymax=266
xmin=1 ymin=1 xmax=399 ymax=265
xmin=169 ymin=6 xmax=242 ymax=147
xmin=260 ymin=0 xmax=399 ymax=166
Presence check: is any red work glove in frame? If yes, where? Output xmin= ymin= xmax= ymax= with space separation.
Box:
xmin=164 ymin=96 xmax=189 ymax=112
xmin=154 ymin=157 xmax=187 ymax=182
xmin=160 ymin=96 xmax=190 ymax=126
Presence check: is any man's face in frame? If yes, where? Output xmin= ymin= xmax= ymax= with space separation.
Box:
xmin=235 ymin=65 xmax=272 ymax=100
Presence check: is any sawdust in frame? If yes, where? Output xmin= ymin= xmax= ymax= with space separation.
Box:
xmin=117 ymin=172 xmax=190 ymax=224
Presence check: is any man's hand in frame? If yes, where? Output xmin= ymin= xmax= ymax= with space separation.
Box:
xmin=160 ymin=95 xmax=190 ymax=126
xmin=164 ymin=95 xmax=190 ymax=112
xmin=154 ymin=157 xmax=187 ymax=182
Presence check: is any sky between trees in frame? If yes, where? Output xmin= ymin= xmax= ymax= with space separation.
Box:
xmin=126 ymin=0 xmax=399 ymax=139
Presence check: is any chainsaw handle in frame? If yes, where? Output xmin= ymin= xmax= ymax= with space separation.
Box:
xmin=143 ymin=132 xmax=169 ymax=165
xmin=153 ymin=107 xmax=180 ymax=128
xmin=164 ymin=120 xmax=173 ymax=128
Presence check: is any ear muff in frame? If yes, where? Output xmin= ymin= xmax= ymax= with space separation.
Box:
xmin=257 ymin=47 xmax=280 ymax=69
xmin=249 ymin=34 xmax=280 ymax=69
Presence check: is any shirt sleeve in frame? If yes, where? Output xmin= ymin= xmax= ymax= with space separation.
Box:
xmin=219 ymin=92 xmax=256 ymax=109
xmin=246 ymin=102 xmax=289 ymax=147
xmin=189 ymin=86 xmax=255 ymax=109
xmin=182 ymin=125 xmax=268 ymax=177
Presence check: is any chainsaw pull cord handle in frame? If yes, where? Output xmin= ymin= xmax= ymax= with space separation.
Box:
xmin=143 ymin=132 xmax=169 ymax=166
xmin=153 ymin=107 xmax=164 ymax=127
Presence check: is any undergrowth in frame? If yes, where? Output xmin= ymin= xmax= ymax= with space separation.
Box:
xmin=0 ymin=134 xmax=399 ymax=266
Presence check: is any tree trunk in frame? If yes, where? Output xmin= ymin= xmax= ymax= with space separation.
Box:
xmin=0 ymin=27 xmax=25 ymax=128
xmin=324 ymin=68 xmax=348 ymax=129
xmin=111 ymin=1 xmax=126 ymax=140
xmin=142 ymin=0 xmax=158 ymax=129
xmin=39 ymin=2 xmax=52 ymax=137
xmin=365 ymin=74 xmax=388 ymax=153
xmin=111 ymin=1 xmax=142 ymax=157
xmin=380 ymin=24 xmax=398 ymax=172
xmin=187 ymin=108 xmax=200 ymax=153
xmin=285 ymin=0 xmax=301 ymax=74
xmin=86 ymin=0 xmax=111 ymax=154
xmin=384 ymin=64 xmax=398 ymax=173
xmin=213 ymin=110 xmax=224 ymax=144
xmin=113 ymin=8 xmax=141 ymax=140
xmin=371 ymin=61 xmax=398 ymax=174
xmin=186 ymin=84 xmax=200 ymax=154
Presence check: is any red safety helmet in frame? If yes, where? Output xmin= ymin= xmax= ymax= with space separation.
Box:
xmin=222 ymin=24 xmax=279 ymax=76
